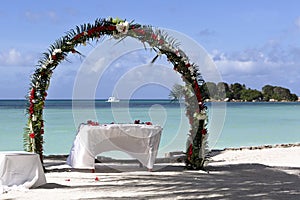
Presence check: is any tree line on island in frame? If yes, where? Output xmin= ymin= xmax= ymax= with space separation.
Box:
xmin=170 ymin=82 xmax=299 ymax=102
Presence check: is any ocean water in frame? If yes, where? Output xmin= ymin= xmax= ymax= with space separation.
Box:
xmin=0 ymin=100 xmax=299 ymax=158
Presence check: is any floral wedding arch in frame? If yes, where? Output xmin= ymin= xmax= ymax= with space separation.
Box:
xmin=24 ymin=17 xmax=208 ymax=169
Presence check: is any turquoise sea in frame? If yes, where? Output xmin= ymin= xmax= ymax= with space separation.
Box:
xmin=0 ymin=100 xmax=299 ymax=158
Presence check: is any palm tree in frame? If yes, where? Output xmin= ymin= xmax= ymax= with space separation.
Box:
xmin=169 ymin=84 xmax=184 ymax=102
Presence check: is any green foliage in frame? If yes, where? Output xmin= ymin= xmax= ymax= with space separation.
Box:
xmin=230 ymin=83 xmax=246 ymax=100
xmin=240 ymin=89 xmax=263 ymax=101
xmin=262 ymin=85 xmax=298 ymax=101
xmin=169 ymin=84 xmax=184 ymax=101
xmin=195 ymin=82 xmax=298 ymax=102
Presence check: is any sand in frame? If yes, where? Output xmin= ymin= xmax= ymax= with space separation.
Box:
xmin=1 ymin=144 xmax=300 ymax=199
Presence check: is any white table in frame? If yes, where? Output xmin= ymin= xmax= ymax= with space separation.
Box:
xmin=67 ymin=124 xmax=162 ymax=170
xmin=0 ymin=152 xmax=46 ymax=192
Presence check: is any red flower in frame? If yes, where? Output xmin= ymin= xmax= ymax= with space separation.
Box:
xmin=193 ymin=80 xmax=202 ymax=102
xmin=151 ymin=34 xmax=157 ymax=40
xmin=51 ymin=55 xmax=57 ymax=60
xmin=134 ymin=120 xmax=140 ymax=124
xmin=133 ymin=28 xmax=145 ymax=35
xmin=29 ymin=105 xmax=34 ymax=114
xmin=201 ymin=129 xmax=207 ymax=135
xmin=30 ymin=88 xmax=35 ymax=96
xmin=145 ymin=122 xmax=152 ymax=125
xmin=73 ymin=33 xmax=84 ymax=40
xmin=30 ymin=88 xmax=35 ymax=100
xmin=87 ymin=120 xmax=99 ymax=126
xmin=87 ymin=28 xmax=96 ymax=36
xmin=187 ymin=144 xmax=193 ymax=161
xmin=95 ymin=177 xmax=99 ymax=181
xmin=106 ymin=26 xmax=116 ymax=31
xmin=95 ymin=26 xmax=104 ymax=32
xmin=29 ymin=133 xmax=35 ymax=139
xmin=158 ymin=39 xmax=164 ymax=45
xmin=130 ymin=25 xmax=136 ymax=29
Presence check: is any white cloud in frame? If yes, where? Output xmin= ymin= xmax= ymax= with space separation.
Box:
xmin=6 ymin=49 xmax=21 ymax=64
xmin=113 ymin=64 xmax=182 ymax=99
xmin=210 ymin=45 xmax=300 ymax=95
xmin=90 ymin=57 xmax=107 ymax=73
xmin=198 ymin=29 xmax=216 ymax=37
xmin=24 ymin=11 xmax=39 ymax=21
xmin=211 ymin=38 xmax=300 ymax=72
xmin=24 ymin=10 xmax=59 ymax=23
xmin=0 ymin=49 xmax=34 ymax=66
xmin=295 ymin=16 xmax=300 ymax=28
xmin=216 ymin=59 xmax=257 ymax=75
xmin=47 ymin=11 xmax=58 ymax=22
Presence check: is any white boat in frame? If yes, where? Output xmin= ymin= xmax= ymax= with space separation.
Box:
xmin=106 ymin=97 xmax=120 ymax=103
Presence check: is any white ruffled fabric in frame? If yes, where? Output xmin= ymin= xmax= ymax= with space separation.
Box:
xmin=67 ymin=124 xmax=162 ymax=170
xmin=0 ymin=152 xmax=46 ymax=194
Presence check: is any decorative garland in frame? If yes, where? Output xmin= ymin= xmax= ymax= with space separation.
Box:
xmin=24 ymin=17 xmax=208 ymax=169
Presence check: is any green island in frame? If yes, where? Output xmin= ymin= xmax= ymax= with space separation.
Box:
xmin=170 ymin=82 xmax=299 ymax=102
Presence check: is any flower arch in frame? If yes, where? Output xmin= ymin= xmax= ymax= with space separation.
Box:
xmin=24 ymin=17 xmax=208 ymax=169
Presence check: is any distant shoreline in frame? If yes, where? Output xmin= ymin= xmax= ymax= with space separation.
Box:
xmin=206 ymin=99 xmax=300 ymax=103
xmin=1 ymin=98 xmax=300 ymax=102
xmin=222 ymin=142 xmax=300 ymax=151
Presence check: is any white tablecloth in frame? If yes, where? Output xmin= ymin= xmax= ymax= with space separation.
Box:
xmin=0 ymin=152 xmax=46 ymax=192
xmin=67 ymin=124 xmax=162 ymax=170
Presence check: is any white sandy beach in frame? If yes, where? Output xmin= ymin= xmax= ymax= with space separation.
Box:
xmin=1 ymin=144 xmax=300 ymax=200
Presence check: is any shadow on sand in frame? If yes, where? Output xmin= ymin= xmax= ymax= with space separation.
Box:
xmin=42 ymin=158 xmax=300 ymax=199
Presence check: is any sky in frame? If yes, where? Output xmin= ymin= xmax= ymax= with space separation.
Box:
xmin=1 ymin=0 xmax=300 ymax=99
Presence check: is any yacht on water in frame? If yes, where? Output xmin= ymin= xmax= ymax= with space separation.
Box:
xmin=106 ymin=96 xmax=120 ymax=103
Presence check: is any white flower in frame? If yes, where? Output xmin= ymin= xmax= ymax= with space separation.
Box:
xmin=193 ymin=112 xmax=206 ymax=120
xmin=166 ymin=44 xmax=172 ymax=49
xmin=156 ymin=34 xmax=161 ymax=41
xmin=32 ymin=115 xmax=37 ymax=121
xmin=52 ymin=49 xmax=62 ymax=55
xmin=175 ymin=49 xmax=180 ymax=57
xmin=189 ymin=67 xmax=195 ymax=74
xmin=84 ymin=31 xmax=88 ymax=36
xmin=48 ymin=54 xmax=54 ymax=63
xmin=116 ymin=21 xmax=129 ymax=34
